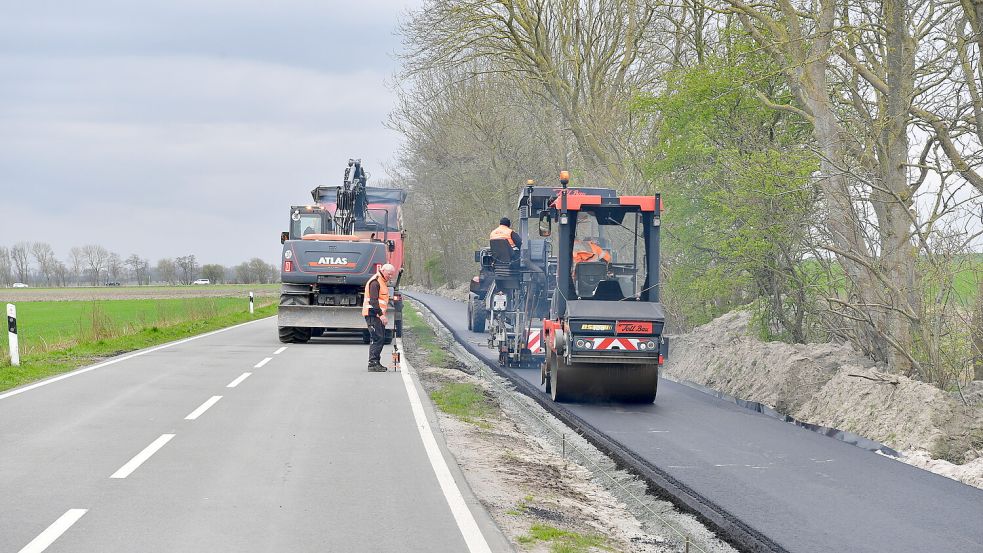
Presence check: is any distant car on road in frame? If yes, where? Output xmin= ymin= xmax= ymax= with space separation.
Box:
xmin=12 ymin=282 xmax=28 ymax=288
xmin=105 ymin=281 xmax=121 ymax=286
xmin=192 ymin=279 xmax=211 ymax=285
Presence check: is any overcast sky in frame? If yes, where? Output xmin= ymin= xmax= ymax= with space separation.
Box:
xmin=0 ymin=0 xmax=420 ymax=266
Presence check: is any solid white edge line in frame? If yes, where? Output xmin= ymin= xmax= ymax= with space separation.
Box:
xmin=17 ymin=508 xmax=88 ymax=553
xmin=184 ymin=395 xmax=223 ymax=420
xmin=254 ymin=357 xmax=272 ymax=368
xmin=0 ymin=316 xmax=273 ymax=401
xmin=226 ymin=372 xmax=252 ymax=388
xmin=110 ymin=434 xmax=175 ymax=479
xmin=396 ymin=339 xmax=493 ymax=553
xmin=273 ymin=346 xmax=287 ymax=355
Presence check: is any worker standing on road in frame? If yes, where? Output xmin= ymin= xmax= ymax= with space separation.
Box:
xmin=363 ymin=263 xmax=397 ymax=372
xmin=489 ymin=217 xmax=522 ymax=256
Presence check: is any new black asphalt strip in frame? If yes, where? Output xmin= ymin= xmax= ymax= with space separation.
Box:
xmin=408 ymin=291 xmax=983 ymax=553
xmin=0 ymin=317 xmax=504 ymax=552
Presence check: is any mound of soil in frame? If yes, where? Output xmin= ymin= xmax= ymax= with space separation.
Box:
xmin=665 ymin=311 xmax=983 ymax=488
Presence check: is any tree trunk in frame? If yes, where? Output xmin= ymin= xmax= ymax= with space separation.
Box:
xmin=975 ymin=279 xmax=983 ymax=381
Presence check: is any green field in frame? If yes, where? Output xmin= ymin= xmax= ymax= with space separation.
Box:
xmin=0 ymin=283 xmax=279 ymax=303
xmin=0 ymin=296 xmax=276 ymax=393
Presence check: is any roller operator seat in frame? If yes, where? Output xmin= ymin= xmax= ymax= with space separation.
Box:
xmin=489 ymin=238 xmax=520 ymax=290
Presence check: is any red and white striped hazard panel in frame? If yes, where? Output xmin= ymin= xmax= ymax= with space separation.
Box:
xmin=589 ymin=337 xmax=643 ymax=351
xmin=525 ymin=329 xmax=543 ymax=354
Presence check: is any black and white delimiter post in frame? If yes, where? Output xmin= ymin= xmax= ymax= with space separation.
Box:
xmin=249 ymin=292 xmax=254 ymax=314
xmin=7 ymin=303 xmax=19 ymax=366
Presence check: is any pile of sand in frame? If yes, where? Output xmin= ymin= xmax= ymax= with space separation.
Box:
xmin=665 ymin=311 xmax=983 ymax=488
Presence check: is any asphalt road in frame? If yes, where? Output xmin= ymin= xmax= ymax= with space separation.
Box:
xmin=409 ymin=291 xmax=983 ymax=553
xmin=0 ymin=317 xmax=505 ymax=552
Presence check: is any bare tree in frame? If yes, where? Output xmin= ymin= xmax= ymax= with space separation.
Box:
xmin=247 ymin=258 xmax=272 ymax=284
xmin=68 ymin=247 xmax=85 ymax=287
xmin=52 ymin=261 xmax=70 ymax=287
xmin=175 ymin=255 xmax=198 ymax=285
xmin=80 ymin=244 xmax=109 ymax=286
xmin=106 ymin=252 xmax=123 ymax=283
xmin=157 ymin=258 xmax=178 ymax=285
xmin=125 ymin=254 xmax=151 ymax=285
xmin=0 ymin=246 xmax=12 ymax=287
xmin=31 ymin=242 xmax=57 ymax=286
xmin=234 ymin=262 xmax=251 ymax=284
xmin=401 ymin=0 xmax=664 ymax=185
xmin=201 ymin=264 xmax=226 ymax=284
xmin=11 ymin=242 xmax=31 ymax=284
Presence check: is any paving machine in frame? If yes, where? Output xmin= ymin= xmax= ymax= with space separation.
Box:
xmin=277 ymin=159 xmax=406 ymax=343
xmin=538 ymin=171 xmax=668 ymax=403
xmin=477 ymin=181 xmax=619 ymax=369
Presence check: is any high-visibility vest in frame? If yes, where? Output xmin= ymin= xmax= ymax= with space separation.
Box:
xmin=573 ymin=241 xmax=611 ymax=264
xmin=489 ymin=225 xmax=516 ymax=247
xmin=362 ymin=273 xmax=390 ymax=317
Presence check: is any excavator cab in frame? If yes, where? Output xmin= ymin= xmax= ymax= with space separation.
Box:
xmin=286 ymin=206 xmax=332 ymax=240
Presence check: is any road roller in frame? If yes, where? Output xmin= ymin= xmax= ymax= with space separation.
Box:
xmin=539 ymin=171 xmax=668 ymax=403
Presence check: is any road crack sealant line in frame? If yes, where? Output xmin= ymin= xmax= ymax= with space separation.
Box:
xmin=405 ymin=293 xmax=786 ymax=553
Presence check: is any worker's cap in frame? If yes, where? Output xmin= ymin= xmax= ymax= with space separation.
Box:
xmin=500 ymin=217 xmax=511 ymax=227
xmin=380 ymin=263 xmax=397 ymax=278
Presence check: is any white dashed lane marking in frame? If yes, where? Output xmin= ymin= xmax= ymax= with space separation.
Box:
xmin=273 ymin=346 xmax=287 ymax=355
xmin=110 ymin=434 xmax=175 ymax=479
xmin=226 ymin=373 xmax=252 ymax=388
xmin=254 ymin=357 xmax=272 ymax=368
xmin=17 ymin=508 xmax=88 ymax=553
xmin=185 ymin=396 xmax=223 ymax=420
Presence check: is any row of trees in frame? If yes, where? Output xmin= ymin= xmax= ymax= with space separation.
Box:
xmin=0 ymin=243 xmax=278 ymax=286
xmin=393 ymin=0 xmax=983 ymax=387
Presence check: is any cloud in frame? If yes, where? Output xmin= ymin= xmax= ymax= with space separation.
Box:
xmin=0 ymin=0 xmax=420 ymax=266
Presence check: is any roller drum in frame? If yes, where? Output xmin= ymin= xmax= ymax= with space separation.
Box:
xmin=550 ymin=355 xmax=658 ymax=404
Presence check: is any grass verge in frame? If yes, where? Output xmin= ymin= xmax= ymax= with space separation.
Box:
xmin=430 ymin=382 xmax=494 ymax=428
xmin=517 ymin=524 xmax=613 ymax=553
xmin=403 ymin=305 xmax=450 ymax=366
xmin=0 ymin=302 xmax=276 ymax=393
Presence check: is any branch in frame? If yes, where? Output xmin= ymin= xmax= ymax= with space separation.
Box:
xmin=753 ymin=90 xmax=815 ymax=122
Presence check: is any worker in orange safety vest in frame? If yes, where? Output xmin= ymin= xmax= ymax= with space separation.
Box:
xmin=363 ymin=263 xmax=396 ymax=372
xmin=573 ymin=239 xmax=611 ymax=264
xmin=489 ymin=217 xmax=522 ymax=253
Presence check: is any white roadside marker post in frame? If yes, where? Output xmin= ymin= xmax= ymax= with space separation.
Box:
xmin=7 ymin=303 xmax=19 ymax=366
xmin=249 ymin=292 xmax=254 ymax=314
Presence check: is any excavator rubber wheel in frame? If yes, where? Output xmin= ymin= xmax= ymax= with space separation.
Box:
xmin=293 ymin=327 xmax=312 ymax=344
xmin=550 ymin=356 xmax=658 ymax=404
xmin=278 ymin=293 xmax=313 ymax=343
